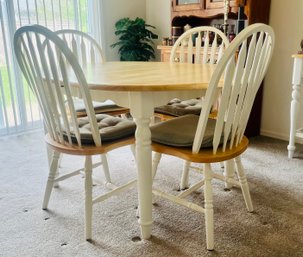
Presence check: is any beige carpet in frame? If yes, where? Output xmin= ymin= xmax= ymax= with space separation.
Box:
xmin=0 ymin=130 xmax=303 ymax=257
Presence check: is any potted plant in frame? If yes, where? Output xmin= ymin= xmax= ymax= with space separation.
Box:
xmin=111 ymin=17 xmax=158 ymax=61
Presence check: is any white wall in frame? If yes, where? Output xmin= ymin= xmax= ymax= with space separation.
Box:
xmin=101 ymin=0 xmax=170 ymax=62
xmin=146 ymin=0 xmax=171 ymax=60
xmin=261 ymin=0 xmax=303 ymax=142
xmin=101 ymin=0 xmax=146 ymax=61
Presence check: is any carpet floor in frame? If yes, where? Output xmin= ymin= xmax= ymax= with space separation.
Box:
xmin=0 ymin=130 xmax=303 ymax=257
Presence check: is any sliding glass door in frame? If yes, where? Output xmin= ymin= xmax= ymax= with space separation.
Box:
xmin=0 ymin=0 xmax=101 ymax=136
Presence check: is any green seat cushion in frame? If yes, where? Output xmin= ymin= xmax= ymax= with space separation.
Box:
xmin=154 ymin=98 xmax=202 ymax=117
xmin=150 ymin=114 xmax=217 ymax=148
xmin=68 ymin=114 xmax=136 ymax=144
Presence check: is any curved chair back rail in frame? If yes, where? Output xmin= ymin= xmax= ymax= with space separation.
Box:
xmin=153 ymin=26 xmax=229 ymax=192
xmin=193 ymin=23 xmax=275 ymax=155
xmin=54 ymin=29 xmax=129 ymax=117
xmin=170 ymin=26 xmax=230 ymax=64
xmin=14 ymin=25 xmax=103 ymax=147
xmin=55 ymin=29 xmax=105 ymax=65
xmin=155 ymin=26 xmax=229 ymax=120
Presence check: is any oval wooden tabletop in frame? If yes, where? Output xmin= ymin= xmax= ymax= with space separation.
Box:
xmin=73 ymin=62 xmax=217 ymax=92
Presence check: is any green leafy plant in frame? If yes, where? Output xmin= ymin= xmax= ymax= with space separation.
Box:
xmin=111 ymin=17 xmax=158 ymax=61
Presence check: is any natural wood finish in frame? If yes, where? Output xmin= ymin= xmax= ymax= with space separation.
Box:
xmin=244 ymin=0 xmax=271 ymax=25
xmin=205 ymin=0 xmax=238 ymax=11
xmin=154 ymin=112 xmax=177 ymax=121
xmin=152 ymin=136 xmax=248 ymax=163
xmin=45 ymin=134 xmax=135 ymax=156
xmin=68 ymin=62 xmax=218 ymax=92
xmin=157 ymin=46 xmax=173 ymax=62
xmin=157 ymin=45 xmax=220 ymax=63
xmin=292 ymin=54 xmax=303 ymax=58
xmin=171 ymin=0 xmax=239 ymax=21
xmin=171 ymin=0 xmax=270 ymax=26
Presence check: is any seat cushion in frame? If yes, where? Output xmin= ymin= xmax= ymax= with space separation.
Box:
xmin=150 ymin=114 xmax=217 ymax=148
xmin=154 ymin=98 xmax=202 ymax=117
xmin=69 ymin=114 xmax=136 ymax=144
xmin=73 ymin=98 xmax=128 ymax=115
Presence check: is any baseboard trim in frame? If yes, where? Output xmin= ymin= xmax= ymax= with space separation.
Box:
xmin=260 ymin=129 xmax=303 ymax=144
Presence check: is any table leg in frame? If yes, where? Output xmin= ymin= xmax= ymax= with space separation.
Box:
xmin=130 ymin=92 xmax=153 ymax=239
xmin=288 ymin=83 xmax=301 ymax=158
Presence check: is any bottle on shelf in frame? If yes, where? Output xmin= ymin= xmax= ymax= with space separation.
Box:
xmin=228 ymin=24 xmax=236 ymax=42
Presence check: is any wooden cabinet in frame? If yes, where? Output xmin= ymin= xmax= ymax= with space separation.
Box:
xmin=158 ymin=0 xmax=271 ymax=137
xmin=170 ymin=0 xmax=271 ymax=28
xmin=205 ymin=0 xmax=239 ymax=10
xmin=171 ymin=0 xmax=241 ymax=25
xmin=158 ymin=46 xmax=173 ymax=63
xmin=173 ymin=0 xmax=203 ymax=12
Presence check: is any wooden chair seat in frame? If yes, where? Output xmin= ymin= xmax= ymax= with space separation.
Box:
xmin=45 ymin=134 xmax=134 ymax=156
xmin=152 ymin=136 xmax=248 ymax=164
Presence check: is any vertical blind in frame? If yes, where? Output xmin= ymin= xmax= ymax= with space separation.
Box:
xmin=0 ymin=0 xmax=99 ymax=136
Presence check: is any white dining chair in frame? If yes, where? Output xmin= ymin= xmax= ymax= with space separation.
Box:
xmin=53 ymin=29 xmax=129 ymax=187
xmin=153 ymin=26 xmax=230 ymax=190
xmin=55 ymin=29 xmax=130 ymax=117
xmin=150 ymin=23 xmax=275 ymax=250
xmin=14 ymin=24 xmax=137 ymax=240
xmin=155 ymin=26 xmax=229 ymax=120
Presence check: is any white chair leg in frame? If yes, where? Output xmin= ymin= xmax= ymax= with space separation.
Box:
xmin=42 ymin=150 xmax=60 ymax=210
xmin=100 ymin=154 xmax=111 ymax=184
xmin=84 ymin=156 xmax=93 ymax=240
xmin=180 ymin=161 xmax=191 ymax=190
xmin=54 ymin=152 xmax=62 ymax=188
xmin=137 ymin=152 xmax=162 ymax=218
xmin=234 ymin=156 xmax=253 ymax=212
xmin=152 ymin=152 xmax=162 ymax=179
xmin=130 ymin=144 xmax=136 ymax=161
xmin=148 ymin=152 xmax=162 ymax=210
xmin=203 ymin=163 xmax=214 ymax=250
xmin=220 ymin=162 xmax=224 ymax=169
xmin=223 ymin=160 xmax=235 ymax=190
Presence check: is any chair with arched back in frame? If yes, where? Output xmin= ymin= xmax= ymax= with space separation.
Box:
xmin=153 ymin=26 xmax=230 ymax=190
xmin=14 ymin=24 xmax=137 ymax=240
xmin=55 ymin=29 xmax=129 ymax=117
xmin=150 ymin=23 xmax=275 ymax=250
xmin=155 ymin=26 xmax=229 ymax=120
xmin=54 ymin=29 xmax=130 ymax=187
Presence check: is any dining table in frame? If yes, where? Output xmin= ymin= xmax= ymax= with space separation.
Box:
xmin=70 ymin=61 xmax=217 ymax=240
